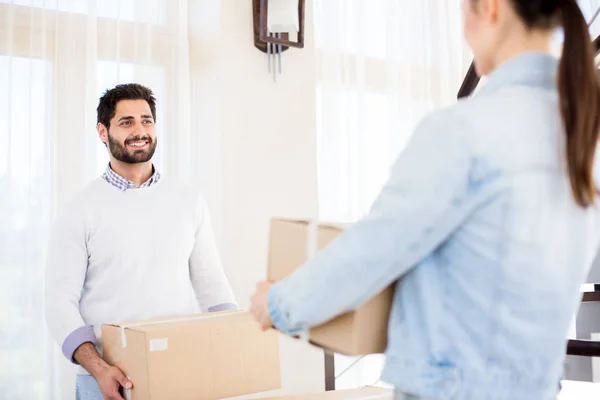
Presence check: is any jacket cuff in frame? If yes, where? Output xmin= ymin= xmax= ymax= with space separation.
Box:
xmin=267 ymin=283 xmax=306 ymax=336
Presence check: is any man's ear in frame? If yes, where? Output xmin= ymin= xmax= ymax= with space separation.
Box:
xmin=97 ymin=123 xmax=108 ymax=146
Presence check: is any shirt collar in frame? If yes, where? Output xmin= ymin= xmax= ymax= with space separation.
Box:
xmin=101 ymin=163 xmax=161 ymax=192
xmin=475 ymin=52 xmax=558 ymax=97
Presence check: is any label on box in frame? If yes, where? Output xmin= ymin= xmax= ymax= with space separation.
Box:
xmin=149 ymin=338 xmax=169 ymax=352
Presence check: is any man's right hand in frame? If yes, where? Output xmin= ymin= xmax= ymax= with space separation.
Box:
xmin=74 ymin=342 xmax=133 ymax=400
xmin=93 ymin=364 xmax=133 ymax=400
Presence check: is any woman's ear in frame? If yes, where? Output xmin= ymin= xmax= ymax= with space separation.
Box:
xmin=480 ymin=0 xmax=500 ymax=24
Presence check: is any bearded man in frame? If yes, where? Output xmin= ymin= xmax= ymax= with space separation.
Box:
xmin=44 ymin=83 xmax=237 ymax=400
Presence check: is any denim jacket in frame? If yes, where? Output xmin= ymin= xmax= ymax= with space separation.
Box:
xmin=267 ymin=53 xmax=600 ymax=399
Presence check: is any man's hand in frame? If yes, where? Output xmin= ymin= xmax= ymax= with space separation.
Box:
xmin=94 ymin=365 xmax=132 ymax=400
xmin=250 ymin=281 xmax=274 ymax=331
xmin=74 ymin=342 xmax=132 ymax=400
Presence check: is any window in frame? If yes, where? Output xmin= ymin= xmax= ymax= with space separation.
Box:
xmin=0 ymin=1 xmax=183 ymax=397
xmin=315 ymin=0 xmax=388 ymax=58
xmin=0 ymin=55 xmax=53 ymax=400
xmin=0 ymin=0 xmax=164 ymax=24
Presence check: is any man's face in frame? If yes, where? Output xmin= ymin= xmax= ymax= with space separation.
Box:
xmin=98 ymin=99 xmax=157 ymax=164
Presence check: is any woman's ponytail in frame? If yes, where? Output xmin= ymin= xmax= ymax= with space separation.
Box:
xmin=556 ymin=0 xmax=600 ymax=207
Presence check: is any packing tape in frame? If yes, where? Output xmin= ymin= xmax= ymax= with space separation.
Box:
xmin=306 ymin=219 xmax=318 ymax=260
xmin=300 ymin=219 xmax=319 ymax=344
xmin=120 ymin=311 xmax=243 ymax=348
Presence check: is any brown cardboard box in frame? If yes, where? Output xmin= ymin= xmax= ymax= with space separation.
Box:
xmin=101 ymin=311 xmax=281 ymax=400
xmin=255 ymin=386 xmax=393 ymax=399
xmin=268 ymin=218 xmax=394 ymax=355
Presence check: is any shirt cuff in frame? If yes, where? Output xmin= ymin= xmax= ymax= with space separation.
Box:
xmin=62 ymin=325 xmax=97 ymax=363
xmin=207 ymin=303 xmax=238 ymax=312
xmin=267 ymin=283 xmax=306 ymax=336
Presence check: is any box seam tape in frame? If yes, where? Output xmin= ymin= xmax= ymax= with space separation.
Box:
xmin=306 ymin=219 xmax=318 ymax=260
xmin=299 ymin=220 xmax=318 ymax=343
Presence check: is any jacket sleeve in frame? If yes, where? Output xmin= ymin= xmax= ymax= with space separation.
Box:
xmin=267 ymin=109 xmax=473 ymax=335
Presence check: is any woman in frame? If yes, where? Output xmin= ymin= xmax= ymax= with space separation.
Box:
xmin=250 ymin=1 xmax=600 ymax=399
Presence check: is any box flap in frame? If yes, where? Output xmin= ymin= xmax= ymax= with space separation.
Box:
xmin=270 ymin=217 xmax=350 ymax=231
xmin=102 ymin=310 xmax=240 ymax=333
xmin=268 ymin=219 xmax=346 ymax=281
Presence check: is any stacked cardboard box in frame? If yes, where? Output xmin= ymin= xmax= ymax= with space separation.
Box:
xmin=267 ymin=218 xmax=395 ymax=355
xmin=101 ymin=311 xmax=281 ymax=400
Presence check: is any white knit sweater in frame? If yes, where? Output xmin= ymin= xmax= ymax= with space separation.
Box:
xmin=44 ymin=177 xmax=237 ymax=374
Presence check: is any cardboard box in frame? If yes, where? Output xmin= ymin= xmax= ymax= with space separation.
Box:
xmin=268 ymin=218 xmax=394 ymax=355
xmin=101 ymin=311 xmax=281 ymax=400
xmin=255 ymin=386 xmax=393 ymax=399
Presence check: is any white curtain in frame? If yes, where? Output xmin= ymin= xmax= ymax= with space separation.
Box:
xmin=314 ymin=0 xmax=600 ymax=392
xmin=0 ymin=0 xmax=193 ymax=398
xmin=315 ymin=0 xmax=472 ymax=225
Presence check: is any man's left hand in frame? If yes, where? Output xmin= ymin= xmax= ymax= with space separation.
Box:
xmin=250 ymin=281 xmax=274 ymax=331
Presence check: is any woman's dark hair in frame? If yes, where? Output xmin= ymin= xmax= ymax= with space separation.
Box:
xmin=477 ymin=0 xmax=600 ymax=207
xmin=96 ymin=83 xmax=157 ymax=130
xmin=514 ymin=0 xmax=600 ymax=207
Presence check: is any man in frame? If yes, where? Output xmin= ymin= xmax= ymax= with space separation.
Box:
xmin=45 ymin=83 xmax=237 ymax=400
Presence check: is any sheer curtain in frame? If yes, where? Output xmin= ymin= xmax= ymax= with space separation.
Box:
xmin=315 ymin=0 xmax=472 ymax=225
xmin=0 ymin=1 xmax=193 ymax=398
xmin=314 ymin=0 xmax=600 ymax=392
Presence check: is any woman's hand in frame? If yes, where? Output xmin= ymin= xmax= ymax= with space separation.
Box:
xmin=250 ymin=281 xmax=274 ymax=331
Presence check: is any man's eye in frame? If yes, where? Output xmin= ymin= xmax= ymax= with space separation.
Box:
xmin=143 ymin=120 xmax=153 ymax=124
xmin=121 ymin=121 xmax=131 ymax=126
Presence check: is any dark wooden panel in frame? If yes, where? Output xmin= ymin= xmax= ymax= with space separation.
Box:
xmin=567 ymin=339 xmax=600 ymax=357
xmin=324 ymin=352 xmax=335 ymax=391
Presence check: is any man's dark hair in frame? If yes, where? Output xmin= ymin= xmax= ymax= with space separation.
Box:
xmin=96 ymin=83 xmax=157 ymax=129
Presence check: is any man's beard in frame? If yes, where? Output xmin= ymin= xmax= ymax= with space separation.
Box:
xmin=107 ymin=131 xmax=157 ymax=164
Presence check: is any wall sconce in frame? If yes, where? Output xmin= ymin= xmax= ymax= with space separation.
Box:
xmin=253 ymin=0 xmax=305 ymax=82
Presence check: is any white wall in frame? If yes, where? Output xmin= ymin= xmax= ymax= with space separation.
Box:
xmin=188 ymin=0 xmax=325 ymax=396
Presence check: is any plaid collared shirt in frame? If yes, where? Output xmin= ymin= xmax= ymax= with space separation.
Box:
xmin=101 ymin=164 xmax=161 ymax=191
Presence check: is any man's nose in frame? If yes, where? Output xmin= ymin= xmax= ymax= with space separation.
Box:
xmin=134 ymin=123 xmax=146 ymax=136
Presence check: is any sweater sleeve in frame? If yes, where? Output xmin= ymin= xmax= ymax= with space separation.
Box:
xmin=189 ymin=194 xmax=237 ymax=312
xmin=44 ymin=204 xmax=95 ymax=362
